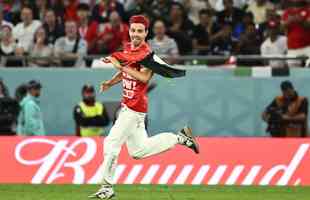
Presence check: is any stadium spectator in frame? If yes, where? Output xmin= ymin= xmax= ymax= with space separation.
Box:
xmin=209 ymin=23 xmax=234 ymax=55
xmin=209 ymin=0 xmax=249 ymax=11
xmin=192 ymin=9 xmax=219 ymax=55
xmin=246 ymin=0 xmax=275 ymax=24
xmin=216 ymin=0 xmax=244 ymax=28
xmin=54 ymin=20 xmax=87 ymax=67
xmin=0 ymin=78 xmax=19 ymax=135
xmin=235 ymin=22 xmax=262 ymax=66
xmin=182 ymin=0 xmax=209 ymax=25
xmin=262 ymin=80 xmax=308 ymax=137
xmin=0 ymin=1 xmax=14 ymax=23
xmin=0 ymin=25 xmax=24 ymax=67
xmin=13 ymin=7 xmax=42 ymax=54
xmin=261 ymin=20 xmax=287 ymax=68
xmin=150 ymin=0 xmax=173 ymax=24
xmin=92 ymin=0 xmax=126 ymax=23
xmin=32 ymin=0 xmax=50 ymax=21
xmin=123 ymin=0 xmax=137 ymax=12
xmin=77 ymin=3 xmax=99 ymax=54
xmin=0 ymin=7 xmax=13 ymax=28
xmin=167 ymin=2 xmax=195 ymax=55
xmin=73 ymin=84 xmax=109 ymax=136
xmin=281 ymin=0 xmax=310 ymax=67
xmin=233 ymin=12 xmax=255 ymax=41
xmin=5 ymin=0 xmax=35 ymax=25
xmin=29 ymin=26 xmax=53 ymax=67
xmin=79 ymin=0 xmax=97 ymax=9
xmin=97 ymin=11 xmax=129 ymax=54
xmin=0 ymin=25 xmax=16 ymax=66
xmin=63 ymin=0 xmax=79 ymax=22
xmin=258 ymin=8 xmax=281 ymax=38
xmin=17 ymin=80 xmax=45 ymax=136
xmin=127 ymin=0 xmax=153 ymax=19
xmin=235 ymin=23 xmax=261 ymax=55
xmin=51 ymin=0 xmax=66 ymax=24
xmin=149 ymin=19 xmax=179 ymax=64
xmin=43 ymin=9 xmax=65 ymax=46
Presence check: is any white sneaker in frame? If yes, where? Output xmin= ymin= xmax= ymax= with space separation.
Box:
xmin=88 ymin=185 xmax=115 ymax=199
xmin=178 ymin=126 xmax=200 ymax=154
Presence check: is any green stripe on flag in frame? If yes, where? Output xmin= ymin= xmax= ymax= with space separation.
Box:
xmin=233 ymin=68 xmax=251 ymax=77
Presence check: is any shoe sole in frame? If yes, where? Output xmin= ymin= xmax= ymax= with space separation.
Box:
xmin=88 ymin=193 xmax=115 ymax=199
xmin=183 ymin=126 xmax=200 ymax=154
xmin=88 ymin=194 xmax=115 ymax=200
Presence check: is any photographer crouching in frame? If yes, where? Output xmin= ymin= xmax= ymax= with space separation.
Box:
xmin=262 ymin=81 xmax=308 ymax=137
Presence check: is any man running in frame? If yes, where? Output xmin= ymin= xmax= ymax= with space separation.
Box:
xmin=89 ymin=15 xmax=199 ymax=199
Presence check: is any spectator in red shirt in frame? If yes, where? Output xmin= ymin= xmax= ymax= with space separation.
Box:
xmin=97 ymin=11 xmax=129 ymax=54
xmin=282 ymin=0 xmax=310 ymax=67
xmin=92 ymin=0 xmax=126 ymax=23
xmin=64 ymin=0 xmax=79 ymax=22
xmin=77 ymin=3 xmax=99 ymax=54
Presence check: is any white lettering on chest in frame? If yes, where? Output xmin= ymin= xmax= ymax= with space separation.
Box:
xmin=122 ymin=73 xmax=138 ymax=99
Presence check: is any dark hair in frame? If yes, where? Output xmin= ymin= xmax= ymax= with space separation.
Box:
xmin=15 ymin=83 xmax=28 ymax=102
xmin=82 ymin=84 xmax=95 ymax=93
xmin=33 ymin=26 xmax=49 ymax=45
xmin=244 ymin=12 xmax=254 ymax=20
xmin=281 ymin=80 xmax=294 ymax=91
xmin=224 ymin=0 xmax=233 ymax=5
xmin=199 ymin=9 xmax=213 ymax=17
xmin=27 ymin=80 xmax=42 ymax=90
xmin=171 ymin=2 xmax=186 ymax=16
xmin=77 ymin=3 xmax=90 ymax=11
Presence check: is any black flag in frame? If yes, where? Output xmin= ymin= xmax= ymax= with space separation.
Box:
xmin=138 ymin=52 xmax=186 ymax=78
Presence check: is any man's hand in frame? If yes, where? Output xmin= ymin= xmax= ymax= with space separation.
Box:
xmin=100 ymin=80 xmax=112 ymax=93
xmin=282 ymin=114 xmax=291 ymax=121
xmin=102 ymin=56 xmax=122 ymax=70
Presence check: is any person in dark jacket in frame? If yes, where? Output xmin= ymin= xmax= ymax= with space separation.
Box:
xmin=73 ymin=84 xmax=109 ymax=136
xmin=0 ymin=78 xmax=19 ymax=135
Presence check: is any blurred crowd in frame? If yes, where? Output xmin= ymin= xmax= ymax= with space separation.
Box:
xmin=0 ymin=0 xmax=309 ymax=67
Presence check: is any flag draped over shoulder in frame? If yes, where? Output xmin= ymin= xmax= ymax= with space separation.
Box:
xmin=110 ymin=45 xmax=186 ymax=78
xmin=137 ymin=52 xmax=185 ymax=78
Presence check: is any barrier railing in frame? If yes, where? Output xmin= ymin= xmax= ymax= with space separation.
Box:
xmin=0 ymin=55 xmax=309 ymax=67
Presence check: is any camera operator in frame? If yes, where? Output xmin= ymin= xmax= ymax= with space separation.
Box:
xmin=262 ymin=80 xmax=308 ymax=137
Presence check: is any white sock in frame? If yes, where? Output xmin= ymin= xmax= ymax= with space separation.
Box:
xmin=177 ymin=134 xmax=186 ymax=144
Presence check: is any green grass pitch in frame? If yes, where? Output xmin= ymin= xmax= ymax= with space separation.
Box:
xmin=0 ymin=184 xmax=309 ymax=200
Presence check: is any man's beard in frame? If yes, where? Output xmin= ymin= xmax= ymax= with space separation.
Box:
xmin=131 ymin=37 xmax=142 ymax=46
xmin=83 ymin=97 xmax=95 ymax=104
